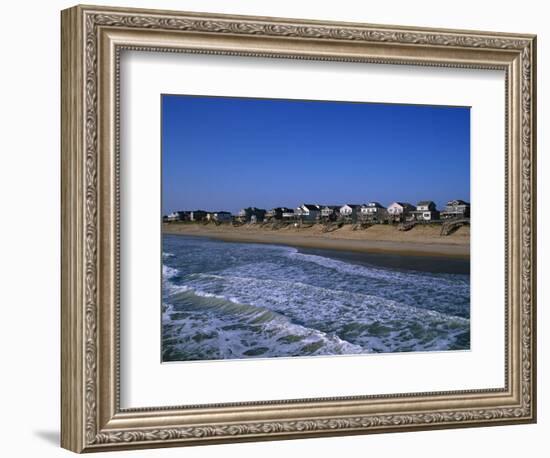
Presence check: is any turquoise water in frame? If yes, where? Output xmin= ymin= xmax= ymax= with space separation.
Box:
xmin=162 ymin=234 xmax=470 ymax=362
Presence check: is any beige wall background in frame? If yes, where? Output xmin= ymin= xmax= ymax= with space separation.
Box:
xmin=0 ymin=1 xmax=546 ymax=457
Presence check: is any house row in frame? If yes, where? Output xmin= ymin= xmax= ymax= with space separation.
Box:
xmin=163 ymin=200 xmax=470 ymax=224
xmin=164 ymin=210 xmax=232 ymax=222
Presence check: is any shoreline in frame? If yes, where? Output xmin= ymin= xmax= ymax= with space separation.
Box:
xmin=162 ymin=223 xmax=470 ymax=259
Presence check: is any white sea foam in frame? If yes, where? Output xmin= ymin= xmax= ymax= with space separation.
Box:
xmin=162 ymin=264 xmax=179 ymax=279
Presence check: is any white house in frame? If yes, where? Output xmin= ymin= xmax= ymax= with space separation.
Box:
xmin=413 ymin=201 xmax=439 ymax=221
xmin=165 ymin=211 xmax=189 ymax=222
xmin=387 ymin=202 xmax=415 ymax=218
xmin=339 ymin=204 xmax=361 ymax=219
xmin=296 ymin=204 xmax=321 ymax=221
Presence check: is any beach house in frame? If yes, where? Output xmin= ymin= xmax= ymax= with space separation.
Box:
xmin=441 ymin=200 xmax=471 ymax=219
xmin=165 ymin=211 xmax=189 ymax=222
xmin=189 ymin=210 xmax=207 ymax=221
xmin=339 ymin=204 xmax=361 ymax=221
xmin=210 ymin=211 xmax=232 ymax=222
xmin=412 ymin=201 xmax=440 ymax=221
xmin=282 ymin=209 xmax=296 ymax=220
xmin=266 ymin=207 xmax=293 ymax=221
xmin=296 ymin=204 xmax=321 ymax=221
xmin=387 ymin=202 xmax=415 ymax=221
xmin=320 ymin=205 xmax=341 ymax=221
xmin=359 ymin=202 xmax=386 ymax=221
xmin=238 ymin=207 xmax=266 ymax=223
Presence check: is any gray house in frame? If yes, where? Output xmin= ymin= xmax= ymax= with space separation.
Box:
xmin=238 ymin=207 xmax=266 ymax=223
xmin=296 ymin=204 xmax=321 ymax=221
xmin=266 ymin=207 xmax=293 ymax=221
xmin=441 ymin=200 xmax=470 ymax=219
xmin=320 ymin=205 xmax=340 ymax=221
xmin=359 ymin=202 xmax=386 ymax=221
xmin=209 ymin=211 xmax=232 ymax=222
xmin=189 ymin=210 xmax=207 ymax=221
xmin=282 ymin=209 xmax=296 ymax=220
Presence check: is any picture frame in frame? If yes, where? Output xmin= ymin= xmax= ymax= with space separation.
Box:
xmin=61 ymin=4 xmax=537 ymax=453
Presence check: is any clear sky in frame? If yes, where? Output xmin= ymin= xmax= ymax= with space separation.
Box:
xmin=162 ymin=94 xmax=470 ymax=215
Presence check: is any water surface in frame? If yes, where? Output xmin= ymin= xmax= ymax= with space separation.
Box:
xmin=162 ymin=234 xmax=470 ymax=362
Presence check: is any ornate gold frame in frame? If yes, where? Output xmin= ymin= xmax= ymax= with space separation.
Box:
xmin=61 ymin=4 xmax=537 ymax=453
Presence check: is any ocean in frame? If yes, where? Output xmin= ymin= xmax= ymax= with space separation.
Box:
xmin=162 ymin=234 xmax=470 ymax=362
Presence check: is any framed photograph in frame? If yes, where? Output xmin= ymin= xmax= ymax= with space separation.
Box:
xmin=61 ymin=4 xmax=537 ymax=453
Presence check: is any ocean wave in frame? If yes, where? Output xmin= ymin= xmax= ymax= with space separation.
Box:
xmin=162 ymin=264 xmax=180 ymax=279
xmin=162 ymin=287 xmax=365 ymax=361
xmin=164 ymin=272 xmax=468 ymax=356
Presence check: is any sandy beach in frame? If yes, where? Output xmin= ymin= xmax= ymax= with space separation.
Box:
xmin=162 ymin=222 xmax=470 ymax=258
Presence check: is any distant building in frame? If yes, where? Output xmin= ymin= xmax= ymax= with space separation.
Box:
xmin=339 ymin=204 xmax=361 ymax=220
xmin=238 ymin=207 xmax=266 ymax=223
xmin=360 ymin=202 xmax=386 ymax=221
xmin=412 ymin=201 xmax=439 ymax=221
xmin=320 ymin=205 xmax=340 ymax=221
xmin=282 ymin=209 xmax=296 ymax=220
xmin=189 ymin=210 xmax=207 ymax=222
xmin=266 ymin=207 xmax=293 ymax=221
xmin=387 ymin=202 xmax=415 ymax=220
xmin=441 ymin=200 xmax=470 ymax=219
xmin=165 ymin=211 xmax=190 ymax=222
xmin=209 ymin=211 xmax=232 ymax=222
xmin=296 ymin=204 xmax=321 ymax=221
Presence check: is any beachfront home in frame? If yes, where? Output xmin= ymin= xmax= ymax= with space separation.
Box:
xmin=387 ymin=202 xmax=415 ymax=220
xmin=165 ymin=211 xmax=189 ymax=222
xmin=296 ymin=204 xmax=321 ymax=221
xmin=209 ymin=211 xmax=232 ymax=222
xmin=412 ymin=201 xmax=440 ymax=221
xmin=282 ymin=209 xmax=296 ymax=220
xmin=266 ymin=207 xmax=293 ymax=221
xmin=238 ymin=207 xmax=266 ymax=223
xmin=441 ymin=200 xmax=470 ymax=219
xmin=189 ymin=210 xmax=207 ymax=222
xmin=320 ymin=205 xmax=340 ymax=221
xmin=339 ymin=204 xmax=361 ymax=221
xmin=359 ymin=202 xmax=386 ymax=221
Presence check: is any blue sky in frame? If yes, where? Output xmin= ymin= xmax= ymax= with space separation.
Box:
xmin=162 ymin=95 xmax=470 ymax=214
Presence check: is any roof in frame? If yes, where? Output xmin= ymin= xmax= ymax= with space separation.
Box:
xmin=215 ymin=211 xmax=231 ymax=214
xmin=417 ymin=201 xmax=435 ymax=206
xmin=342 ymin=204 xmax=361 ymax=209
xmin=390 ymin=202 xmax=413 ymax=208
xmin=365 ymin=202 xmax=385 ymax=208
xmin=271 ymin=207 xmax=293 ymax=212
xmin=446 ymin=199 xmax=470 ymax=206
xmin=301 ymin=204 xmax=320 ymax=211
xmin=321 ymin=205 xmax=341 ymax=210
